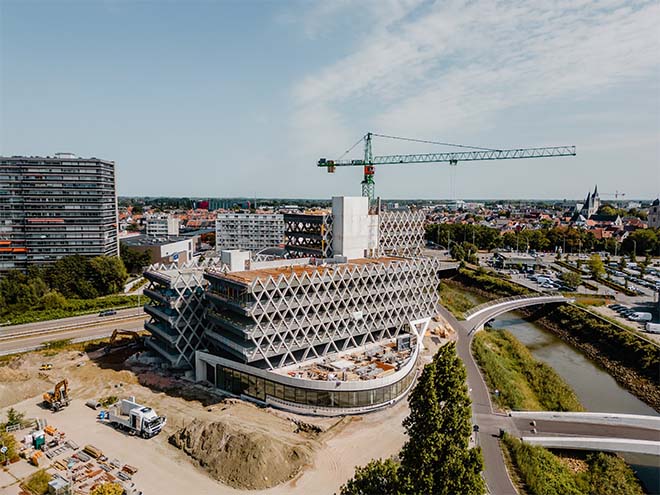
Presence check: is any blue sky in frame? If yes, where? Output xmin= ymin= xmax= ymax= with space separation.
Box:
xmin=1 ymin=0 xmax=658 ymax=200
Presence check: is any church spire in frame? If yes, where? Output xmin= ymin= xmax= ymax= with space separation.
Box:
xmin=593 ymin=184 xmax=598 ymax=197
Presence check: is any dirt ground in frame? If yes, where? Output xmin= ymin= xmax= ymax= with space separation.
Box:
xmin=0 ymin=332 xmax=448 ymax=494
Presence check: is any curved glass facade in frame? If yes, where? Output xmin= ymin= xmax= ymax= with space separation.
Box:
xmin=206 ymin=361 xmax=417 ymax=410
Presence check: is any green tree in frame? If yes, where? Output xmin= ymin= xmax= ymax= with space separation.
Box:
xmin=619 ymin=256 xmax=627 ymax=270
xmin=120 ymin=246 xmax=152 ymax=274
xmin=587 ymin=254 xmax=605 ymax=279
xmin=560 ymin=271 xmax=582 ymax=289
xmin=0 ymin=431 xmax=17 ymax=461
xmin=5 ymin=407 xmax=25 ymax=427
xmin=398 ymin=343 xmax=485 ymax=495
xmin=40 ymin=290 xmax=67 ymax=310
xmin=339 ymin=458 xmax=400 ymax=495
xmin=88 ymin=256 xmax=128 ymax=295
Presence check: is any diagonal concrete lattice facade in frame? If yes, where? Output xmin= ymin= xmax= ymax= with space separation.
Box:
xmin=378 ymin=210 xmax=425 ymax=257
xmin=142 ymin=260 xmax=222 ymax=368
xmin=203 ymin=256 xmax=440 ymax=369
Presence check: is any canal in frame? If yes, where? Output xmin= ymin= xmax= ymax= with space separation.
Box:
xmin=490 ymin=313 xmax=659 ymax=492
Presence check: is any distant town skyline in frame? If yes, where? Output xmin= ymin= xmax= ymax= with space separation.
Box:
xmin=1 ymin=1 xmax=658 ymax=200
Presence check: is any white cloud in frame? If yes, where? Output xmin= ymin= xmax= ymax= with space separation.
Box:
xmin=289 ymin=0 xmax=660 ymax=174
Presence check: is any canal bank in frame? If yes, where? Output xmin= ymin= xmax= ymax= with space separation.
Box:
xmin=490 ymin=313 xmax=659 ymax=493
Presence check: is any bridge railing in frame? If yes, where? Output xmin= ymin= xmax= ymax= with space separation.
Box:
xmin=463 ymin=294 xmax=566 ymax=320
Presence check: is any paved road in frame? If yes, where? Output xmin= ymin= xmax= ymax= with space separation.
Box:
xmin=0 ymin=306 xmax=144 ymax=336
xmin=438 ymin=306 xmax=520 ymax=495
xmin=0 ymin=315 xmax=146 ymax=355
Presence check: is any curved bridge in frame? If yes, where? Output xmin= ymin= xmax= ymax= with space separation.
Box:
xmin=464 ymin=294 xmax=573 ymax=333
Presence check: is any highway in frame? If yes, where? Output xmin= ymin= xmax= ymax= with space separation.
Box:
xmin=0 ymin=309 xmax=147 ymax=355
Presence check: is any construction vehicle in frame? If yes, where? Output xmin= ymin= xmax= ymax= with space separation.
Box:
xmin=100 ymin=397 xmax=166 ymax=439
xmin=104 ymin=329 xmax=142 ymax=354
xmin=42 ymin=379 xmax=70 ymax=412
xmin=318 ymin=132 xmax=576 ymax=201
xmin=39 ymin=363 xmax=53 ymax=371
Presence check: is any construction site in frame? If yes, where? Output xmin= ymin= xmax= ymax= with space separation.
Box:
xmin=0 ymin=316 xmax=455 ymax=495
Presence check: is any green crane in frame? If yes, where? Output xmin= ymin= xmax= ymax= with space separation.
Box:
xmin=317 ymin=132 xmax=576 ymax=202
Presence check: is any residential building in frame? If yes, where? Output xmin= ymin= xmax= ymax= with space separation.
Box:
xmin=0 ymin=154 xmax=118 ymax=275
xmin=215 ymin=213 xmax=284 ymax=252
xmin=146 ymin=214 xmax=179 ymax=237
xmin=649 ymin=199 xmax=660 ymax=229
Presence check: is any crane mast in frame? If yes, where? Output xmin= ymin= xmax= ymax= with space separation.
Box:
xmin=318 ymin=133 xmax=576 ymax=201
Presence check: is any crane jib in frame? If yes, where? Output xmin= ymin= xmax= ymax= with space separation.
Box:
xmin=317 ymin=146 xmax=576 ymax=167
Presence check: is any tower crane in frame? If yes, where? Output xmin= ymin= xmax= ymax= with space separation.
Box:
xmin=317 ymin=132 xmax=576 ymax=201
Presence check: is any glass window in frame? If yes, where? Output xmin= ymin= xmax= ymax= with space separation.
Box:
xmin=206 ymin=363 xmax=215 ymax=386
xmin=265 ymin=380 xmax=275 ymax=398
xmin=357 ymin=390 xmax=369 ymax=407
xmin=275 ymin=383 xmax=284 ymax=399
xmin=295 ymin=388 xmax=306 ymax=404
xmin=215 ymin=366 xmax=224 ymax=390
xmin=285 ymin=385 xmax=296 ymax=402
xmin=375 ymin=387 xmax=384 ymax=404
xmin=248 ymin=375 xmax=257 ymax=397
xmin=317 ymin=390 xmax=330 ymax=407
xmin=255 ymin=378 xmax=265 ymax=401
xmin=306 ymin=390 xmax=317 ymax=406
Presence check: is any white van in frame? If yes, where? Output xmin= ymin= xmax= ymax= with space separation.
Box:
xmin=629 ymin=312 xmax=652 ymax=322
xmin=645 ymin=322 xmax=660 ymax=334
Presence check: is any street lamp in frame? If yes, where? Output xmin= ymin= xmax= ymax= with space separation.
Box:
xmin=632 ymin=240 xmax=637 ymax=259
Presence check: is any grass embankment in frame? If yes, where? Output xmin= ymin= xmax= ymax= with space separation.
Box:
xmin=455 ymin=267 xmax=533 ymax=297
xmin=502 ymin=434 xmax=644 ymax=495
xmin=439 ymin=280 xmax=486 ymax=319
xmin=1 ymin=294 xmax=140 ymax=326
xmin=473 ymin=329 xmax=583 ymax=412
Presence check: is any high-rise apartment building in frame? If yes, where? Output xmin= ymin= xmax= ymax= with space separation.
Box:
xmin=215 ymin=213 xmax=284 ymax=252
xmin=0 ymin=154 xmax=119 ymax=274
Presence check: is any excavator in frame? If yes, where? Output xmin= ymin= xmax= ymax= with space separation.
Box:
xmin=103 ymin=329 xmax=143 ymax=354
xmin=43 ymin=379 xmax=70 ymax=412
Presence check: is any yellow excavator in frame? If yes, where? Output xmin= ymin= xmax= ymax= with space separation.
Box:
xmin=43 ymin=379 xmax=70 ymax=412
xmin=104 ymin=329 xmax=143 ymax=354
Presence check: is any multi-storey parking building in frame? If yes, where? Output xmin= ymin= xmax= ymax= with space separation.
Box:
xmin=144 ymin=197 xmax=441 ymax=415
xmin=0 ymin=154 xmax=118 ymax=275
xmin=215 ymin=213 xmax=284 ymax=252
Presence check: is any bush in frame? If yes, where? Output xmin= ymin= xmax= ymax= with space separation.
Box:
xmin=502 ymin=435 xmax=583 ymax=495
xmin=457 ymin=268 xmax=532 ymax=297
xmin=22 ymin=469 xmax=51 ymax=495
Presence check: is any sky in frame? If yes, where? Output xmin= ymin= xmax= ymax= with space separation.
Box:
xmin=1 ymin=0 xmax=659 ymax=200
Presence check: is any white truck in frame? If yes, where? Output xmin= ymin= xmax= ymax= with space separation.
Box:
xmin=101 ymin=397 xmax=166 ymax=439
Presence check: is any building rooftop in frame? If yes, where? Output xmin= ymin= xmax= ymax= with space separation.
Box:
xmin=214 ymin=256 xmax=403 ymax=285
xmin=273 ymin=338 xmax=414 ymax=382
xmin=122 ymin=235 xmax=189 ymax=247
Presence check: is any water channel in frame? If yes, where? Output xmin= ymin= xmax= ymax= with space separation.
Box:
xmin=489 ymin=312 xmax=660 ymax=493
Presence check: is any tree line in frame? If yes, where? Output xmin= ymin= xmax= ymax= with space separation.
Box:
xmin=340 ymin=342 xmax=485 ymax=495
xmin=426 ymin=223 xmax=660 ymax=256
xmin=0 ymin=255 xmax=128 ymax=315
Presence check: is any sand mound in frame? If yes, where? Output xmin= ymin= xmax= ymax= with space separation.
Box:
xmin=0 ymin=366 xmax=30 ymax=382
xmin=169 ymin=418 xmax=315 ymax=489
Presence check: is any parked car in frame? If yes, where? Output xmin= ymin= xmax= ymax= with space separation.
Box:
xmin=99 ymin=309 xmax=117 ymax=317
xmin=629 ymin=312 xmax=653 ymax=322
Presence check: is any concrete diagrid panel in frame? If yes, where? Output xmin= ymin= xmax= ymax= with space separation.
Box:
xmin=378 ymin=210 xmax=425 ymax=257
xmin=143 ymin=259 xmax=226 ymax=369
xmin=204 ymin=257 xmax=441 ymax=369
